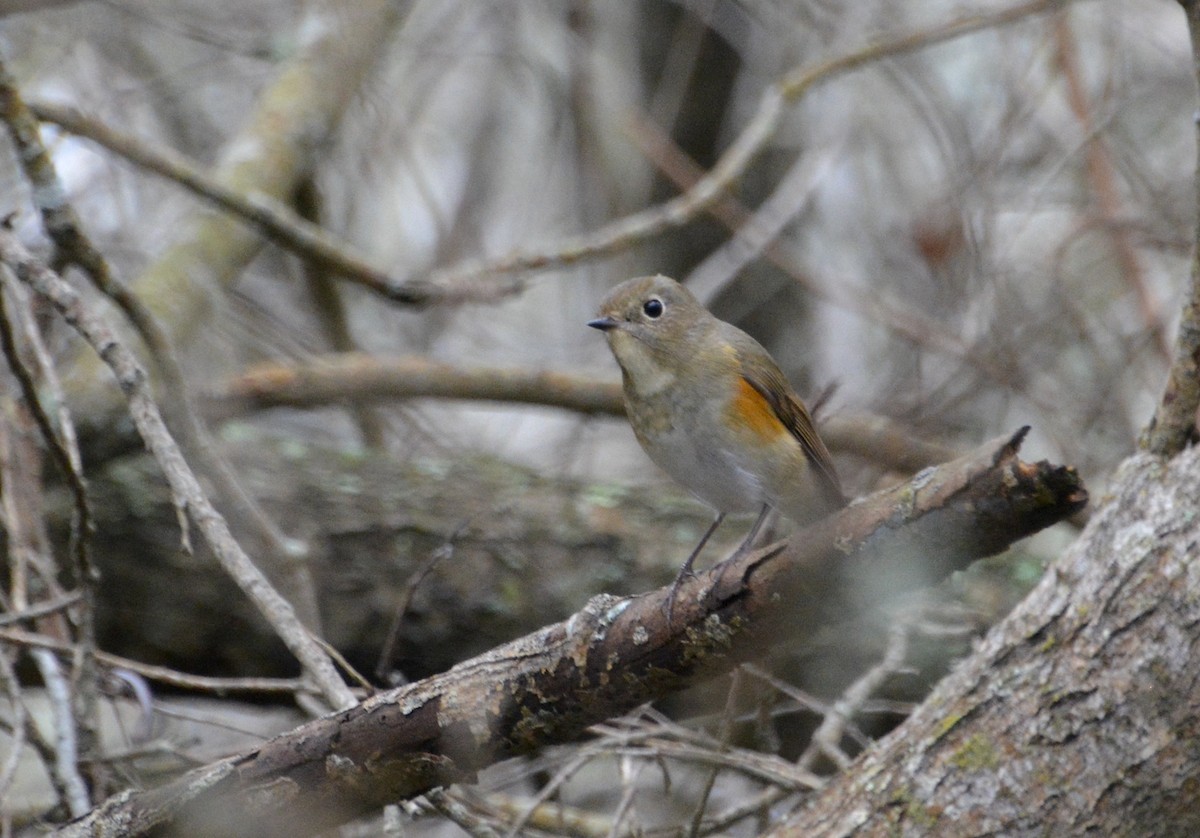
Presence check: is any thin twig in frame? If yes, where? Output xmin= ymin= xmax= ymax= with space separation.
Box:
xmin=797 ymin=620 xmax=911 ymax=773
xmin=0 ymin=58 xmax=178 ymax=372
xmin=685 ymin=670 xmax=743 ymax=838
xmin=0 ymin=626 xmax=310 ymax=695
xmin=28 ymin=648 xmax=90 ymax=816
xmin=375 ymin=525 xmax=464 ymax=683
xmin=0 ymin=280 xmax=96 ymax=587
xmin=294 ymin=177 xmax=388 ymax=448
xmin=0 ymin=232 xmax=355 ymax=711
xmin=1051 ymin=11 xmax=1169 ymax=362
xmin=0 ymin=591 xmax=83 ymax=627
xmin=28 ymin=100 xmax=422 ymax=307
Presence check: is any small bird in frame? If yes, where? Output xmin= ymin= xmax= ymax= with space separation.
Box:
xmin=589 ymin=275 xmax=844 ymax=612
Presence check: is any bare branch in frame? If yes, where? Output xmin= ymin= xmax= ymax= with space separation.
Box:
xmin=60 ymin=429 xmax=1085 ymax=837
xmin=0 ymin=627 xmax=310 ymax=699
xmin=209 ymin=354 xmax=958 ymax=474
xmin=28 ymin=648 xmax=90 ymax=816
xmin=27 ymin=100 xmax=420 ymax=308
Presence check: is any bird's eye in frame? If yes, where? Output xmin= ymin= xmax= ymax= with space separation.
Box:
xmin=643 ymin=298 xmax=664 ymax=319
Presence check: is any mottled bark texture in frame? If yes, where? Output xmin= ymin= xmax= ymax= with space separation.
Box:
xmin=774 ymin=444 xmax=1200 ymax=836
xmin=59 ymin=429 xmax=1085 ymax=837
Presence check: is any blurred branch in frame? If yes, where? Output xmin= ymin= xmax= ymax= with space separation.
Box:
xmin=1141 ymin=0 xmax=1200 ymax=456
xmin=412 ymin=0 xmax=1070 ymax=305
xmin=28 ymin=648 xmax=89 ymax=816
xmin=0 ymin=230 xmax=355 ymax=712
xmin=211 ymin=354 xmax=624 ymax=418
xmin=0 ymin=627 xmax=310 ymax=696
xmin=6 ymin=59 xmax=315 ymax=627
xmin=63 ymin=1 xmax=405 ymax=422
xmin=1051 ymin=11 xmax=1170 ymax=361
xmin=626 ymin=114 xmax=1041 ymax=403
xmin=28 ymin=100 xmax=424 ymax=307
xmin=60 ymin=428 xmax=1085 ymax=837
xmin=293 ymin=178 xmax=389 ymax=448
xmin=0 ymin=57 xmax=181 ymax=379
xmin=209 ymin=353 xmax=959 ymax=473
xmin=0 ymin=1 xmax=82 ymax=15
xmin=0 ymin=277 xmax=95 ymax=589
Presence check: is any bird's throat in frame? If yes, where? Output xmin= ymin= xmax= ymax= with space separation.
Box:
xmin=610 ymin=332 xmax=676 ymax=397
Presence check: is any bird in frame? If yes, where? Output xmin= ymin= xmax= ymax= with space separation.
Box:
xmin=588 ymin=275 xmax=844 ymax=616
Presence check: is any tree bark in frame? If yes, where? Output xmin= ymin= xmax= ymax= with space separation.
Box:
xmin=773 ymin=444 xmax=1200 ymax=836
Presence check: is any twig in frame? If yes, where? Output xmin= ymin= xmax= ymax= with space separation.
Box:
xmin=375 ymin=526 xmax=463 ymax=683
xmin=29 ymin=648 xmax=90 ymax=816
xmin=28 ymin=100 xmax=421 ymax=307
xmin=0 ymin=591 xmax=82 ymax=627
xmin=1141 ymin=0 xmax=1200 ymax=456
xmin=686 ymin=669 xmax=744 ymax=838
xmin=294 ymin=177 xmax=388 ymax=448
xmin=1052 ymin=11 xmax=1169 ymax=362
xmin=625 ymin=112 xmax=1032 ymax=401
xmin=0 ymin=626 xmax=310 ymax=695
xmin=0 ymin=57 xmax=178 ymax=373
xmin=423 ymin=788 xmax=506 ymax=838
xmin=612 ymin=741 xmax=822 ymax=792
xmin=0 ymin=232 xmax=355 ymax=711
xmin=797 ymin=620 xmax=911 ymax=772
xmin=0 ymin=279 xmax=95 ymax=587
xmin=501 ymin=718 xmax=635 ymax=838
xmin=607 ymin=755 xmax=647 ymax=838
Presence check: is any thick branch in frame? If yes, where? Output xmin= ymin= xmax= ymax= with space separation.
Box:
xmin=61 ymin=429 xmax=1085 ymax=837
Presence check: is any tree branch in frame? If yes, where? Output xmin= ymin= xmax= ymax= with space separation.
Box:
xmin=60 ymin=428 xmax=1085 ymax=837
xmin=209 ymin=353 xmax=958 ymax=474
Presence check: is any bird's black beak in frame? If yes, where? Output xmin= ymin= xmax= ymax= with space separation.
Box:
xmin=587 ymin=316 xmax=618 ymax=331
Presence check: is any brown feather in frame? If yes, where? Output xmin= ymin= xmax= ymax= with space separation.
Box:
xmin=739 ymin=364 xmax=845 ymax=511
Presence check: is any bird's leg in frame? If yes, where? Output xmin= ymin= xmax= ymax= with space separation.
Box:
xmin=734 ymin=504 xmax=772 ymax=558
xmin=705 ymin=504 xmax=773 ymax=603
xmin=664 ymin=511 xmax=725 ymax=625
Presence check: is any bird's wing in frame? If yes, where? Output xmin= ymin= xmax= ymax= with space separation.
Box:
xmin=738 ymin=351 xmax=845 ymax=510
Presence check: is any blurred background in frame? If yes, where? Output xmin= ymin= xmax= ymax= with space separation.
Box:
xmin=0 ymin=0 xmax=1193 ymax=831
